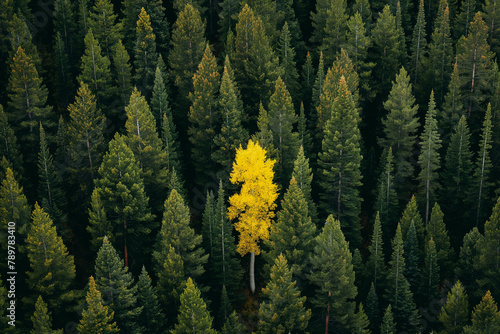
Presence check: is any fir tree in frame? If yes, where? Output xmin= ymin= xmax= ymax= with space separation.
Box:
xmin=218 ymin=0 xmax=242 ymax=43
xmin=0 ymin=168 xmax=30 ymax=242
xmin=278 ymin=22 xmax=300 ymax=100
xmin=297 ymin=103 xmax=313 ymax=158
xmin=477 ymin=197 xmax=500 ymax=296
xmin=420 ymin=237 xmax=440 ymax=304
xmin=0 ymin=105 xmax=23 ymax=176
xmin=366 ymin=283 xmax=380 ymax=333
xmin=379 ymin=67 xmax=419 ymax=192
xmin=202 ymin=191 xmax=215 ymax=259
xmin=87 ymin=189 xmax=111 ymax=253
xmin=418 ymin=91 xmax=442 ymax=225
xmin=94 ymin=134 xmax=154 ymax=269
xmin=292 ymin=145 xmax=317 ymax=225
xmin=405 ymin=221 xmax=421 ymax=293
xmin=321 ymin=0 xmax=348 ymax=65
xmin=366 ymin=212 xmax=386 ymax=292
xmin=112 ymin=40 xmax=132 ymax=102
xmin=134 ymin=7 xmax=158 ymax=96
xmin=454 ymin=0 xmax=478 ymax=39
xmin=151 ymin=66 xmax=172 ymax=128
xmin=399 ymin=195 xmax=425 ymax=245
xmin=301 ymin=52 xmax=314 ymax=109
xmin=95 ymin=237 xmax=141 ymax=333
xmin=251 ymin=103 xmax=278 ymax=161
xmin=258 ymin=254 xmax=311 ymax=333
xmin=409 ymin=0 xmax=427 ymax=86
xmin=438 ymin=280 xmax=469 ymax=334
xmin=53 ymin=32 xmax=74 ymax=107
xmin=312 ymin=51 xmax=325 ymax=109
xmin=309 ymin=215 xmax=357 ymax=333
xmin=427 ymin=203 xmax=454 ymax=279
xmin=171 ymin=278 xmax=217 ymax=334
xmin=483 ymin=0 xmax=500 ymax=56
xmin=455 ymin=227 xmax=483 ymax=297
xmin=136 ymin=266 xmax=164 ymax=332
xmin=161 ymin=113 xmax=182 ymax=179
xmin=380 ymin=305 xmax=397 ymax=334
xmin=7 ymin=14 xmax=42 ymax=73
xmin=222 ymin=311 xmax=246 ymax=334
xmin=464 ymin=291 xmax=500 ymax=333
xmin=31 ymin=296 xmax=62 ymax=334
xmin=88 ymin=0 xmax=123 ymax=58
xmin=77 ymin=276 xmax=119 ymax=334
xmin=352 ymin=303 xmax=371 ymax=334
xmin=440 ymin=62 xmax=465 ymax=141
xmin=318 ymin=76 xmax=363 ymax=247
xmin=53 ymin=0 xmax=77 ymax=65
xmin=310 ymin=0 xmax=333 ymax=46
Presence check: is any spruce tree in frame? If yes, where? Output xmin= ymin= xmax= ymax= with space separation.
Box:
xmin=366 ymin=284 xmax=379 ymax=333
xmin=258 ymin=254 xmax=311 ymax=333
xmin=366 ymin=212 xmax=386 ymax=292
xmin=292 ymin=145 xmax=317 ymax=225
xmin=0 ymin=105 xmax=23 ymax=176
xmin=7 ymin=14 xmax=42 ymax=73
xmin=25 ymin=204 xmax=76 ymax=316
xmin=426 ymin=203 xmax=454 ymax=279
xmin=134 ymin=7 xmax=158 ymax=96
xmin=454 ymin=0 xmax=478 ymax=39
xmin=112 ymin=40 xmax=132 ymax=102
xmin=297 ymin=103 xmax=313 ymax=158
xmin=87 ymin=189 xmax=111 ymax=253
xmin=88 ymin=0 xmax=123 ymax=58
xmin=321 ymin=0 xmax=348 ymax=64
xmin=202 ymin=191 xmax=216 ymax=260
xmin=95 ymin=237 xmax=141 ymax=333
xmin=399 ymin=195 xmax=425 ymax=245
xmin=94 ymin=134 xmax=154 ymax=269
xmin=31 ymin=296 xmax=62 ymax=334
xmin=308 ymin=215 xmax=357 ymax=333
xmin=222 ymin=311 xmax=246 ymax=334
xmin=404 ymin=221 xmax=421 ymax=293
xmin=172 ymin=278 xmax=217 ymax=334
xmin=278 ymin=22 xmax=300 ymax=100
xmin=161 ymin=113 xmax=182 ymax=181
xmin=418 ymin=91 xmax=442 ymax=225
xmin=464 ymin=291 xmax=500 ymax=333
xmin=483 ymin=0 xmax=500 ymax=56
xmin=0 ymin=168 xmax=30 ymax=242
xmin=318 ymin=76 xmax=363 ymax=248
xmin=136 ymin=266 xmax=164 ymax=332
xmin=53 ymin=0 xmax=77 ymax=66
xmin=264 ymin=178 xmax=317 ymax=279
xmin=151 ymin=65 xmax=172 ymax=129
xmin=188 ymin=44 xmax=220 ymax=186
xmin=77 ymin=276 xmax=119 ymax=334
xmin=380 ymin=67 xmax=419 ymax=193
xmin=301 ymin=52 xmax=314 ymax=109
xmin=455 ymin=227 xmax=483 ymax=298
xmin=477 ymin=197 xmax=500 ymax=295
xmin=380 ymin=305 xmax=397 ymax=334
xmin=420 ymin=237 xmax=440 ymax=304
xmin=409 ymin=0 xmax=427 ymax=86
xmin=53 ymin=32 xmax=74 ymax=108
xmin=438 ymin=280 xmax=469 ymax=334
xmin=312 ymin=51 xmax=325 ymax=109
xmin=169 ymin=4 xmax=207 ymax=112
xmin=251 ymin=103 xmax=278 ymax=161
xmin=218 ymin=0 xmax=242 ymax=43
xmin=440 ymin=62 xmax=465 ymax=141
xmin=268 ymin=77 xmax=299 ymax=187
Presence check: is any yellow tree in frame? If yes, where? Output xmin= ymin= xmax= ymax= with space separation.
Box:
xmin=228 ymin=139 xmax=278 ymax=293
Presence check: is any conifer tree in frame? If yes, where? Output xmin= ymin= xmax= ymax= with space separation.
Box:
xmin=154 ymin=189 xmax=208 ymax=282
xmin=172 ymin=278 xmax=217 ymax=334
xmin=95 ymin=237 xmax=141 ymax=333
xmin=373 ymin=147 xmax=399 ymax=236
xmin=427 ymin=203 xmax=453 ymax=278
xmin=31 ymin=296 xmax=62 ymax=334
xmin=380 ymin=305 xmax=397 ymax=334
xmin=136 ymin=266 xmax=164 ymax=332
xmin=483 ymin=0 xmax=500 ymax=55
xmin=212 ymin=62 xmax=248 ymax=178
xmin=251 ymin=103 xmax=278 ymax=161
xmin=477 ymin=197 xmax=500 ymax=295
xmin=124 ymin=87 xmax=168 ymax=213
xmin=315 ymin=68 xmax=336 ymax=133
xmin=112 ymin=40 xmax=132 ymax=101
xmin=265 ymin=178 xmax=316 ymax=279
xmin=54 ymin=116 xmax=68 ymax=166
xmin=418 ymin=91 xmax=442 ymax=225
xmin=366 ymin=212 xmax=386 ymax=292
xmin=0 ymin=105 xmax=23 ymax=176
xmin=455 ymin=228 xmax=483 ymax=296
xmin=151 ymin=65 xmax=172 ymax=128
xmin=454 ymin=0 xmax=478 ymax=39
xmin=318 ymin=76 xmax=363 ymax=247
xmin=0 ymin=168 xmax=30 ymax=242
xmin=87 ymin=189 xmax=111 ymax=253
xmin=53 ymin=32 xmax=74 ymax=107
xmin=309 ymin=215 xmax=357 ymax=333
xmin=297 ymin=103 xmax=313 ymax=158
xmin=258 ymin=255 xmax=311 ymax=333
xmin=53 ymin=0 xmax=77 ymax=65
xmin=457 ymin=12 xmax=494 ymax=118
xmin=161 ymin=113 xmax=182 ymax=182
xmin=77 ymin=276 xmax=119 ymax=334
xmin=7 ymin=14 xmax=42 ymax=73
xmin=268 ymin=77 xmax=299 ymax=187
xmin=188 ymin=44 xmax=220 ymax=185
xmin=471 ymin=105 xmax=494 ymax=226
xmin=399 ymin=195 xmax=425 ymax=245
xmin=134 ymin=7 xmax=158 ymax=96
xmin=169 ymin=4 xmax=207 ymax=111
xmin=25 ymin=204 xmax=76 ymax=315
xmin=301 ymin=52 xmax=314 ymax=109
xmin=440 ymin=63 xmax=465 ymax=140
xmin=278 ymin=22 xmax=300 ymax=100
xmin=312 ymin=51 xmax=325 ymax=109
xmin=77 ymin=0 xmax=91 ymax=44
xmin=222 ymin=311 xmax=246 ymax=334
xmin=409 ymin=0 xmax=427 ymax=86
xmin=464 ymin=291 xmax=500 ymax=333
xmin=321 ymin=0 xmax=348 ymax=64
xmin=405 ymin=222 xmax=421 ymax=292
xmin=94 ymin=134 xmax=154 ymax=268
xmin=292 ymin=145 xmax=317 ymax=225
xmin=88 ymin=0 xmax=123 ymax=58
xmin=156 ymin=244 xmax=185 ymax=323
xmin=379 ymin=67 xmax=419 ymax=192
xmin=420 ymin=237 xmax=440 ymax=304
xmin=385 ymin=224 xmax=420 ymax=332
xmin=37 ymin=124 xmax=67 ymax=233
xmin=439 ymin=280 xmax=469 ymax=334
xmin=77 ymin=30 xmax=113 ymax=110
xmin=218 ymin=0 xmax=242 ymax=43
xmin=67 ymin=82 xmax=106 ymax=195
xmin=310 ymin=0 xmax=332 ymax=46
xmin=366 ymin=283 xmax=379 ymax=333
xmin=202 ymin=191 xmax=216 ymax=260
xmin=370 ymin=6 xmax=402 ymax=97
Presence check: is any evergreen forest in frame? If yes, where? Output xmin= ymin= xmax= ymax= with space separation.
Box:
xmin=1 ymin=0 xmax=500 ymax=333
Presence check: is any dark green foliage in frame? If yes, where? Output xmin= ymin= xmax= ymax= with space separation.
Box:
xmin=399 ymin=196 xmax=425 ymax=246
xmin=31 ymin=296 xmax=62 ymax=334
xmin=352 ymin=303 xmax=371 ymax=334
xmin=312 ymin=51 xmax=325 ymax=109
xmin=278 ymin=22 xmax=300 ymax=100
xmin=95 ymin=237 xmax=141 ymax=333
xmin=202 ymin=191 xmax=216 ymax=259
xmin=292 ymin=145 xmax=317 ymax=225
xmin=440 ymin=63 xmax=465 ymax=141
xmin=112 ymin=40 xmax=132 ymax=102
xmin=53 ymin=32 xmax=74 ymax=107
xmin=484 ymin=0 xmax=500 ymax=56
xmin=477 ymin=197 xmax=500 ymax=296
xmin=53 ymin=0 xmax=77 ymax=63
xmin=297 ymin=103 xmax=313 ymax=160
xmin=420 ymin=237 xmax=440 ymax=304
xmin=455 ymin=227 xmax=483 ymax=297
xmin=439 ymin=280 xmax=469 ymax=334
xmin=426 ymin=203 xmax=454 ymax=279
xmin=321 ymin=0 xmax=348 ymax=65
xmin=134 ymin=8 xmax=158 ymax=96
xmin=0 ymin=168 xmax=30 ymax=242
xmin=87 ymin=189 xmax=111 ymax=253
xmin=88 ymin=0 xmax=123 ymax=58
xmin=409 ymin=0 xmax=427 ymax=87
xmin=464 ymin=290 xmax=500 ymax=333
xmin=218 ymin=0 xmax=242 ymax=43
xmin=222 ymin=311 xmax=246 ymax=333
xmin=366 ymin=212 xmax=386 ymax=292
xmin=151 ymin=65 xmax=171 ymax=127
xmin=365 ymin=283 xmax=380 ymax=333
xmin=0 ymin=105 xmax=23 ymax=176
xmin=404 ymin=222 xmax=420 ymax=293
xmin=454 ymin=0 xmax=478 ymax=39
xmin=258 ymin=254 xmax=311 ymax=333
xmin=380 ymin=305 xmax=397 ymax=334
xmin=136 ymin=266 xmax=165 ymax=333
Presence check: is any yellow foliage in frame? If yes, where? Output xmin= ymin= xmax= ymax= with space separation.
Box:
xmin=228 ymin=140 xmax=278 ymax=255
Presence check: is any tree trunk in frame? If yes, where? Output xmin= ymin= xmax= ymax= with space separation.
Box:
xmin=250 ymin=251 xmax=255 ymax=293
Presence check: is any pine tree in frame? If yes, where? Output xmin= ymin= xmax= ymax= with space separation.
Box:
xmin=318 ymin=76 xmax=363 ymax=248
xmin=154 ymin=189 xmax=208 ymax=282
xmin=297 ymin=103 xmax=313 ymax=158
xmin=321 ymin=0 xmax=348 ymax=65
xmin=483 ymin=0 xmax=500 ymax=56
xmin=202 ymin=191 xmax=216 ymax=260
xmin=54 ymin=116 xmax=68 ymax=166
xmin=379 ymin=67 xmax=419 ymax=192
xmin=278 ymin=22 xmax=300 ymax=100
xmin=37 ymin=124 xmax=67 ymax=233
xmin=112 ymin=40 xmax=132 ymax=102
xmin=409 ymin=0 xmax=427 ymax=86
xmin=426 ymin=203 xmax=454 ymax=279
xmin=404 ymin=221 xmax=421 ymax=292
xmin=352 ymin=303 xmax=371 ymax=334
xmin=95 ymin=237 xmax=141 ymax=333
xmin=366 ymin=212 xmax=386 ymax=292
xmin=169 ymin=4 xmax=207 ymax=111
xmin=418 ymin=91 xmax=442 ymax=225
xmin=455 ymin=227 xmax=483 ymax=296
xmin=366 ymin=283 xmax=379 ymax=333
xmin=420 ymin=237 xmax=440 ymax=304
xmin=151 ymin=65 xmax=171 ymax=128
xmin=440 ymin=63 xmax=465 ymax=141
xmin=457 ymin=12 xmax=494 ymax=118
xmin=25 ymin=204 xmax=76 ymax=315
xmin=67 ymin=82 xmax=106 ymax=195
xmin=222 ymin=310 xmax=246 ymax=333
xmin=438 ymin=280 xmax=469 ymax=334
xmin=53 ymin=0 xmax=77 ymax=66
xmin=399 ymin=195 xmax=425 ymax=245
xmin=264 ymin=178 xmax=317 ymax=279
xmin=0 ymin=105 xmax=23 ymax=176
xmin=212 ymin=61 xmax=248 ymax=178
xmin=292 ymin=145 xmax=317 ymax=225
xmin=77 ymin=29 xmax=113 ymax=110
xmin=53 ymin=32 xmax=74 ymax=107
xmin=258 ymin=254 xmax=311 ymax=333
xmin=309 ymin=215 xmax=357 ymax=333
xmin=7 ymin=14 xmax=42 ymax=73
xmin=87 ymin=189 xmax=111 ymax=253
xmin=352 ymin=0 xmax=372 ymax=23
xmin=94 ymin=134 xmax=154 ymax=269
xmin=78 ymin=276 xmax=119 ymax=334
xmin=454 ymin=0 xmax=478 ymax=39
xmin=88 ymin=0 xmax=123 ymax=58
xmin=464 ymin=291 xmax=500 ymax=333
xmin=172 ymin=278 xmax=217 ymax=334
xmin=124 ymin=87 xmax=168 ymax=213
xmin=268 ymin=77 xmax=299 ymax=187
xmin=312 ymin=51 xmax=325 ymax=109
xmin=188 ymin=44 xmax=220 ymax=186
xmin=385 ymin=224 xmax=420 ymax=333
xmin=477 ymin=197 xmax=500 ymax=295
xmin=134 ymin=7 xmax=158 ymax=96
xmin=373 ymin=147 xmax=399 ymax=236
xmin=136 ymin=266 xmax=164 ymax=333
xmin=218 ymin=0 xmax=242 ymax=43
xmin=380 ymin=305 xmax=397 ymax=334
xmin=471 ymin=105 xmax=494 ymax=226
xmin=0 ymin=168 xmax=30 ymax=242
xmin=161 ymin=113 xmax=182 ymax=180
xmin=251 ymin=103 xmax=278 ymax=161
xmin=370 ymin=6 xmax=402 ymax=97
xmin=310 ymin=0 xmax=333 ymax=46
xmin=31 ymin=296 xmax=62 ymax=334
xmin=301 ymin=52 xmax=314 ymax=109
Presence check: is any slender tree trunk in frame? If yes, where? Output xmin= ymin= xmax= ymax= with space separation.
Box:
xmin=250 ymin=251 xmax=255 ymax=293
xmin=325 ymin=290 xmax=331 ymax=334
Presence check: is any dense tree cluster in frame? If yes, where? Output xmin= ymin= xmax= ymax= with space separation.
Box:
xmin=0 ymin=0 xmax=499 ymax=332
